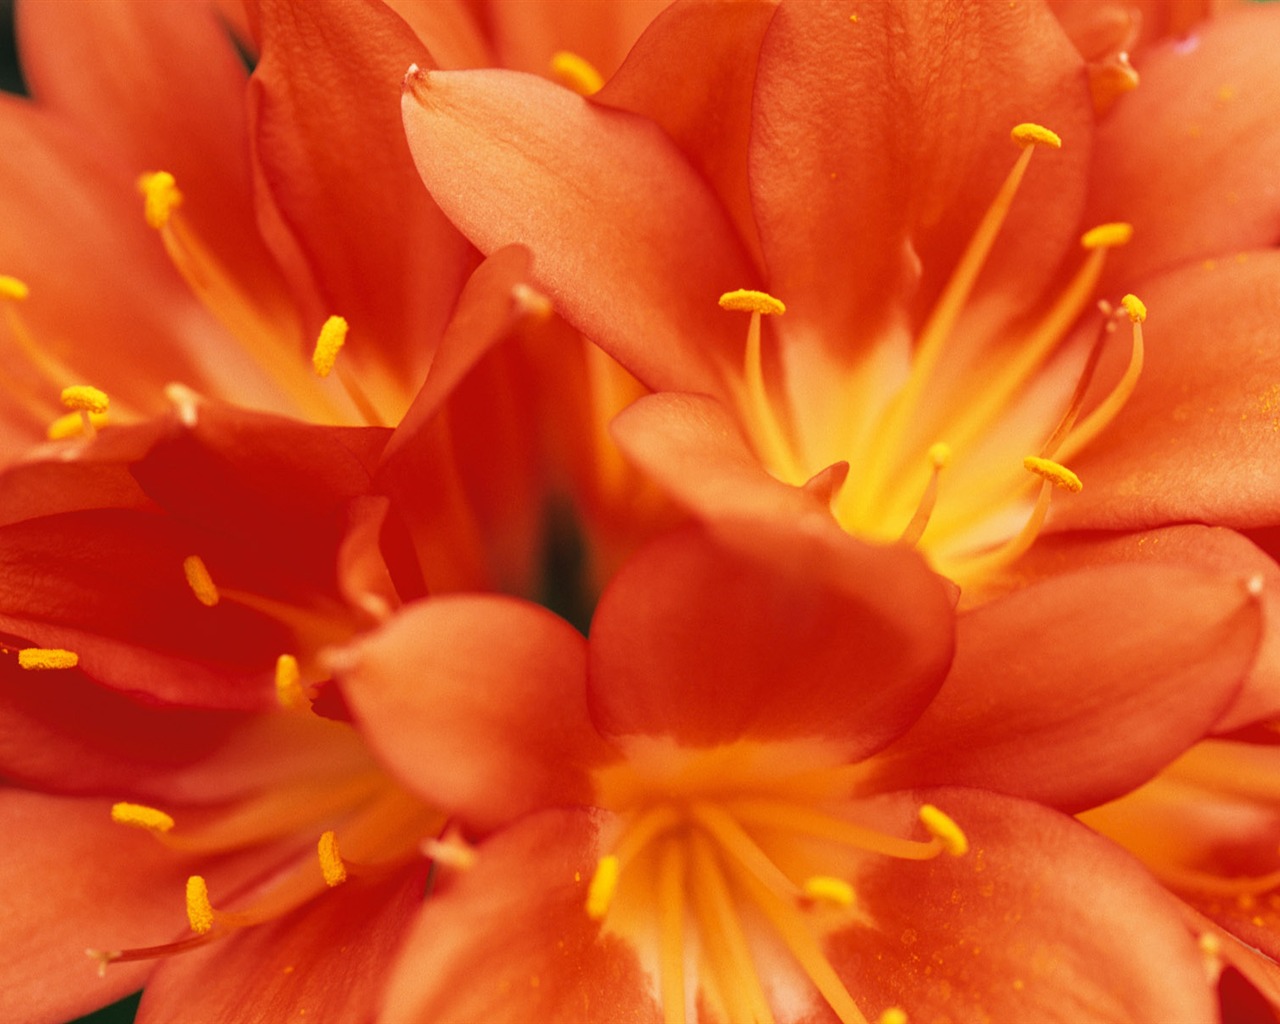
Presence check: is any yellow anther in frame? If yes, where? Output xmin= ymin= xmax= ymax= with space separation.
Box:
xmin=137 ymin=171 xmax=183 ymax=230
xmin=1080 ymin=222 xmax=1133 ymax=250
xmin=802 ymin=876 xmax=856 ymax=907
xmin=927 ymin=442 xmax=951 ymax=470
xmin=718 ymin=289 xmax=787 ymax=316
xmin=47 ymin=410 xmax=109 ymax=440
xmin=274 ymin=654 xmax=308 ymax=710
xmin=878 ymin=1009 xmax=909 ymax=1024
xmin=919 ymin=804 xmax=969 ymax=857
xmin=311 ymin=315 xmax=348 ymax=378
xmin=185 ymin=875 xmax=215 ymax=935
xmin=60 ymin=385 xmax=109 ymax=414
xmin=17 ymin=647 xmax=79 ymax=670
xmin=550 ymin=50 xmax=604 ymax=96
xmin=0 ymin=275 xmax=30 ymax=301
xmin=111 ymin=802 xmax=175 ymax=834
xmin=182 ymin=555 xmax=220 ymax=607
xmin=586 ymin=854 xmax=621 ymax=920
xmin=317 ymin=830 xmax=348 ymax=887
xmin=1010 ymin=123 xmax=1062 ymax=149
xmin=1120 ymin=293 xmax=1147 ymax=323
xmin=1023 ymin=455 xmax=1083 ymax=493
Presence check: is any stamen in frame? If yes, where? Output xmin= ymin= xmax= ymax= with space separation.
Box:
xmin=689 ymin=801 xmax=800 ymax=900
xmin=137 ymin=171 xmax=183 ymax=230
xmin=182 ymin=555 xmax=220 ymax=608
xmin=898 ymin=443 xmax=951 ymax=547
xmin=803 ymin=875 xmax=856 ymax=907
xmin=1081 ymin=222 xmax=1134 ymax=250
xmin=1010 ymin=122 xmax=1062 ymax=149
xmin=656 ymin=839 xmax=688 ymax=1024
xmin=585 ymin=854 xmax=621 ymax=920
xmin=918 ymin=805 xmax=968 ymax=857
xmin=111 ymin=802 xmax=175 ymax=835
xmin=317 ymin=830 xmax=348 ymax=887
xmin=186 ymin=875 xmax=216 ymax=935
xmin=1120 ymin=292 xmax=1147 ymax=323
xmin=1022 ymin=455 xmax=1083 ymax=493
xmin=60 ymin=385 xmax=109 ymax=414
xmin=550 ymin=51 xmax=604 ymax=96
xmin=311 ymin=316 xmax=347 ymax=378
xmin=878 ymin=1010 xmax=909 ymax=1024
xmin=0 ymin=274 xmax=30 ymax=300
xmin=726 ymin=798 xmax=948 ymax=861
xmin=719 ymin=289 xmax=787 ymax=316
xmin=274 ymin=654 xmax=309 ymax=710
xmin=47 ymin=411 xmax=108 ymax=440
xmin=17 ymin=647 xmax=78 ymax=670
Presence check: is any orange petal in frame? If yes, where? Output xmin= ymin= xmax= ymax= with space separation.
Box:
xmin=400 ymin=65 xmax=756 ymax=396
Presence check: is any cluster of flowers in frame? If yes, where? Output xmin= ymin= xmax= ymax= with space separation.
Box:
xmin=3 ymin=1 xmax=1280 ymax=1021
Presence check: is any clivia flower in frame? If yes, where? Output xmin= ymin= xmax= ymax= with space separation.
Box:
xmin=332 ymin=524 xmax=1263 ymax=1022
xmin=397 ymin=0 xmax=1280 ymax=617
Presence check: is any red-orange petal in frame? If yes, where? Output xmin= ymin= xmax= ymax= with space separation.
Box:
xmin=335 ymin=596 xmax=610 ymax=833
xmin=588 ymin=524 xmax=954 ymax=755
xmin=862 ymin=561 xmax=1260 ymax=811
xmin=379 ymin=808 xmax=662 ymax=1023
xmin=824 ymin=787 xmax=1219 ymax=1023
xmin=400 ymin=65 xmax=756 ymax=395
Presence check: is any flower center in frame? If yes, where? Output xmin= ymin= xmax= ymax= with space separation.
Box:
xmin=719 ymin=123 xmax=1147 ymax=585
xmin=587 ymin=746 xmax=967 ymax=1023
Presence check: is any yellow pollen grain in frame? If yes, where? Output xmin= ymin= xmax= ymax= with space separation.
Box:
xmin=803 ymin=876 xmax=856 ymax=907
xmin=182 ymin=555 xmax=220 ymax=607
xmin=1010 ymin=122 xmax=1062 ymax=149
xmin=186 ymin=875 xmax=215 ymax=935
xmin=1120 ymin=293 xmax=1147 ymax=323
xmin=1080 ymin=222 xmax=1133 ymax=250
xmin=47 ymin=410 xmax=109 ymax=440
xmin=919 ymin=804 xmax=969 ymax=857
xmin=878 ymin=1010 xmax=909 ymax=1024
xmin=927 ymin=442 xmax=952 ymax=470
xmin=318 ymin=830 xmax=348 ymax=887
xmin=1023 ymin=455 xmax=1083 ymax=493
xmin=549 ymin=51 xmax=604 ymax=96
xmin=311 ymin=315 xmax=348 ymax=378
xmin=60 ymin=385 xmax=109 ymax=414
xmin=111 ymin=802 xmax=175 ymax=834
xmin=275 ymin=654 xmax=308 ymax=710
xmin=17 ymin=647 xmax=79 ymax=670
xmin=718 ymin=288 xmax=786 ymax=316
xmin=0 ymin=274 xmax=30 ymax=301
xmin=137 ymin=171 xmax=183 ymax=230
xmin=586 ymin=854 xmax=621 ymax=920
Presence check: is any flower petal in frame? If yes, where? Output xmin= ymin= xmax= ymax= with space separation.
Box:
xmin=1088 ymin=4 xmax=1280 ymax=283
xmin=379 ymin=808 xmax=661 ymax=1023
xmin=335 ymin=596 xmax=609 ymax=832
xmin=1059 ymin=252 xmax=1280 ymax=532
xmin=824 ymin=787 xmax=1218 ymax=1024
xmin=401 ymin=65 xmax=756 ymax=395
xmin=750 ymin=0 xmax=1091 ymax=357
xmin=137 ymin=864 xmax=429 ymax=1024
xmin=588 ymin=524 xmax=954 ymax=755
xmin=862 ymin=561 xmax=1260 ymax=811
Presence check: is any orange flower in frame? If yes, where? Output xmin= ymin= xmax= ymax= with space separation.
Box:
xmin=333 ymin=526 xmax=1262 ymax=1021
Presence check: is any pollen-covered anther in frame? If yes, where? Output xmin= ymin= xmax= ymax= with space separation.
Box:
xmin=1023 ymin=455 xmax=1083 ymax=493
xmin=0 ymin=274 xmax=30 ymax=301
xmin=878 ymin=1009 xmax=909 ymax=1024
xmin=1080 ymin=222 xmax=1134 ymax=250
xmin=60 ymin=385 xmax=109 ymax=414
xmin=17 ymin=647 xmax=78 ymax=670
xmin=586 ymin=853 xmax=621 ymax=920
xmin=137 ymin=171 xmax=183 ymax=230
xmin=111 ymin=802 xmax=176 ymax=835
xmin=318 ymin=830 xmax=348 ymax=888
xmin=1010 ymin=122 xmax=1062 ymax=149
xmin=718 ymin=289 xmax=787 ymax=316
xmin=1120 ymin=293 xmax=1147 ymax=323
xmin=47 ymin=410 xmax=108 ymax=440
xmin=182 ymin=555 xmax=220 ymax=607
xmin=927 ymin=442 xmax=951 ymax=470
xmin=274 ymin=654 xmax=309 ymax=710
xmin=312 ymin=315 xmax=348 ymax=378
xmin=802 ymin=875 xmax=856 ymax=907
xmin=550 ymin=50 xmax=604 ymax=96
xmin=186 ymin=875 xmax=216 ymax=935
xmin=919 ymin=804 xmax=969 ymax=857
